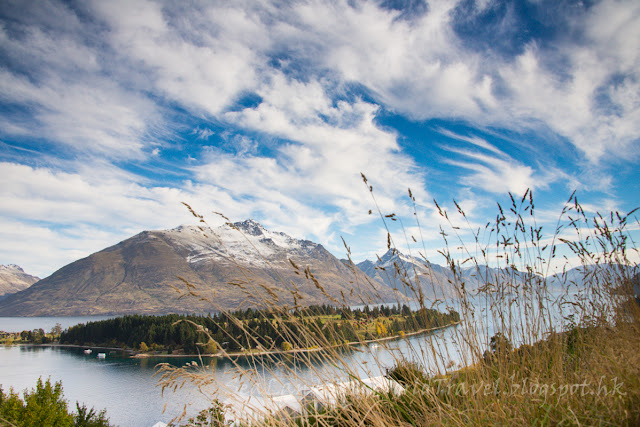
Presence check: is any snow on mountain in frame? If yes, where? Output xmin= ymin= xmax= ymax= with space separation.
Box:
xmin=1 ymin=264 xmax=25 ymax=273
xmin=547 ymin=264 xmax=637 ymax=291
xmin=0 ymin=264 xmax=40 ymax=299
xmin=356 ymin=249 xmax=452 ymax=298
xmin=156 ymin=219 xmax=319 ymax=268
xmin=358 ymin=248 xmax=636 ymax=299
xmin=370 ymin=249 xmax=450 ymax=282
xmin=357 ymin=249 xmax=541 ymax=298
xmin=0 ymin=220 xmax=397 ymax=316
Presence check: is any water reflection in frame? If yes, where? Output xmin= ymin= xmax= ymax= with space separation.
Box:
xmin=19 ymin=345 xmax=48 ymax=353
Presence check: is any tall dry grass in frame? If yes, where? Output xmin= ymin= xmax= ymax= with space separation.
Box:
xmin=161 ymin=188 xmax=639 ymax=426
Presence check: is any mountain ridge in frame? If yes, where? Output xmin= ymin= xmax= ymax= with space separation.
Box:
xmin=356 ymin=248 xmax=636 ymax=297
xmin=0 ymin=220 xmax=397 ymax=316
xmin=0 ymin=264 xmax=40 ymax=301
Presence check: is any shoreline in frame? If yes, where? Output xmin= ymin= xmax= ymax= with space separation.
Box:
xmin=131 ymin=320 xmax=462 ymax=359
xmin=20 ymin=343 xmax=138 ymax=354
xmin=13 ymin=321 xmax=462 ymax=359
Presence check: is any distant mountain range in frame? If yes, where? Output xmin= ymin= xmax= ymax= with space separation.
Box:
xmin=355 ymin=249 xmax=636 ymax=298
xmin=0 ymin=220 xmax=397 ymax=316
xmin=355 ymin=249 xmax=536 ymax=299
xmin=0 ymin=264 xmax=40 ymax=301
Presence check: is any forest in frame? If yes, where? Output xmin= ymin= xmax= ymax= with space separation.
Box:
xmin=59 ymin=304 xmax=460 ymax=355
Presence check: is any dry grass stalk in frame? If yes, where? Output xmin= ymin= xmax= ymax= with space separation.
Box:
xmin=161 ymin=189 xmax=639 ymax=426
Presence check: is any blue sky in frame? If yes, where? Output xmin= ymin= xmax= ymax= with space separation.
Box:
xmin=0 ymin=0 xmax=639 ymax=278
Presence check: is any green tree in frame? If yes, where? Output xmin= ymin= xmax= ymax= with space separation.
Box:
xmin=19 ymin=378 xmax=74 ymax=426
xmin=181 ymin=399 xmax=226 ymax=426
xmin=0 ymin=378 xmax=111 ymax=427
xmin=51 ymin=323 xmax=63 ymax=337
xmin=483 ymin=332 xmax=513 ymax=364
xmin=74 ymin=403 xmax=110 ymax=427
xmin=203 ymin=339 xmax=217 ymax=354
xmin=0 ymin=386 xmax=24 ymax=424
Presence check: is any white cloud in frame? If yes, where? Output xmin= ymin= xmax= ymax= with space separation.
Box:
xmin=193 ymin=127 xmax=215 ymax=140
xmin=0 ymin=24 xmax=99 ymax=74
xmin=449 ymin=155 xmax=536 ymax=195
xmin=0 ymin=161 xmax=225 ymax=276
xmin=585 ymin=0 xmax=640 ymax=72
xmin=0 ymin=2 xmax=162 ymax=159
xmin=7 ymin=0 xmax=637 ymax=164
xmin=436 ymin=128 xmax=507 ymax=158
xmin=0 ymin=218 xmax=116 ymax=279
xmin=0 ymin=71 xmax=158 ymax=158
xmin=209 ymin=73 xmax=427 ymax=227
xmin=0 ymin=162 xmax=185 ymax=227
xmin=89 ymin=0 xmax=264 ymax=117
xmin=1 ymin=0 xmax=639 ymax=275
xmin=495 ymin=1 xmax=640 ymax=162
xmin=279 ymin=0 xmax=640 ymax=162
xmin=437 ymin=131 xmax=560 ymax=195
xmin=289 ymin=0 xmax=495 ymax=120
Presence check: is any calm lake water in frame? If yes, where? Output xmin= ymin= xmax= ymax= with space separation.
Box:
xmin=0 ymin=293 xmax=578 ymax=426
xmin=0 ymin=318 xmax=465 ymax=426
xmin=0 ymin=316 xmax=116 ymax=333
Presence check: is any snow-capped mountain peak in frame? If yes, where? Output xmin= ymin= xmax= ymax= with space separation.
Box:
xmin=0 ymin=264 xmax=40 ymax=298
xmin=378 ymin=248 xmax=396 ymax=264
xmin=1 ymin=264 xmax=25 ymax=273
xmin=377 ymin=248 xmax=423 ymax=269
xmin=0 ymin=221 xmax=398 ymax=316
xmin=233 ymin=219 xmax=266 ymax=236
xmin=156 ymin=220 xmax=319 ymax=268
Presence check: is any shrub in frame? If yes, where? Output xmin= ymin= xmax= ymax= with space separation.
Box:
xmin=0 ymin=378 xmax=111 ymax=427
xmin=281 ymin=341 xmax=293 ymax=351
xmin=386 ymin=359 xmax=429 ymax=386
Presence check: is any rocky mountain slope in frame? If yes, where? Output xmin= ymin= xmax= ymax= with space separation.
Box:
xmin=0 ymin=220 xmax=396 ymax=316
xmin=0 ymin=265 xmax=40 ymax=300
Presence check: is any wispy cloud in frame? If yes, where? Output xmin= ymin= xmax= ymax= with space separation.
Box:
xmin=436 ymin=128 xmax=508 ymax=158
xmin=193 ymin=127 xmax=215 ymax=140
xmin=0 ymin=0 xmax=638 ymax=275
xmin=89 ymin=0 xmax=264 ymax=117
xmin=0 ymin=70 xmax=157 ymax=159
xmin=196 ymin=72 xmax=427 ymax=241
xmin=437 ymin=130 xmax=560 ymax=195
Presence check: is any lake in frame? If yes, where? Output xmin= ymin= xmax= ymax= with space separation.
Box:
xmin=0 ymin=315 xmax=117 ymax=333
xmin=0 ymin=319 xmax=466 ymax=426
xmin=0 ymin=293 xmax=577 ymax=426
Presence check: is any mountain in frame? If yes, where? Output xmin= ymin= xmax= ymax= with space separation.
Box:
xmin=357 ymin=249 xmax=637 ymax=299
xmin=547 ymin=264 xmax=637 ymax=291
xmin=0 ymin=265 xmax=40 ymax=301
xmin=0 ymin=220 xmax=396 ymax=316
xmin=356 ymin=249 xmax=541 ymax=299
xmin=357 ymin=249 xmax=458 ymax=299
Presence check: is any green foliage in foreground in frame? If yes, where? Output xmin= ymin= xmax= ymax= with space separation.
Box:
xmin=0 ymin=378 xmax=111 ymax=427
xmin=60 ymin=304 xmax=459 ymax=354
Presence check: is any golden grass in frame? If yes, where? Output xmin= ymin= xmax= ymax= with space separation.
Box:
xmin=162 ymin=189 xmax=639 ymax=426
